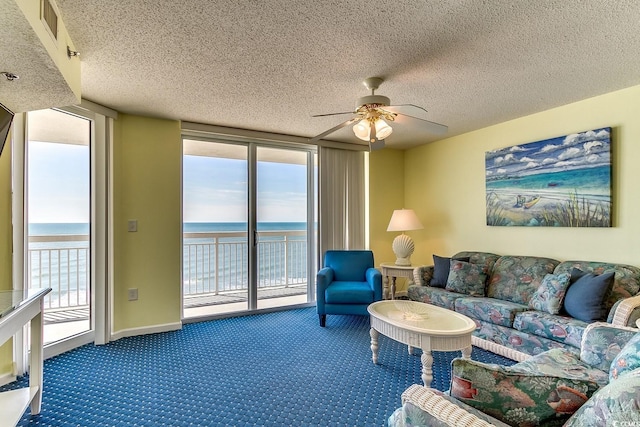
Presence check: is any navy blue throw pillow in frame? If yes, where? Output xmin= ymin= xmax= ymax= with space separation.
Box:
xmin=563 ymin=268 xmax=615 ymax=322
xmin=431 ymin=255 xmax=470 ymax=288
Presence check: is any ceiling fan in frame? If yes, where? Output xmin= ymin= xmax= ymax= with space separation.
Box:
xmin=309 ymin=77 xmax=448 ymax=150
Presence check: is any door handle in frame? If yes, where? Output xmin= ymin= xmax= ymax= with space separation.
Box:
xmin=253 ymin=230 xmax=258 ymax=247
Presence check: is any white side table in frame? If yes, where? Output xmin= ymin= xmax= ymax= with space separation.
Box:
xmin=380 ymin=263 xmax=415 ymax=300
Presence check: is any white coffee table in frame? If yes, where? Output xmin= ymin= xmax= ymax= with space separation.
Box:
xmin=367 ymin=300 xmax=476 ymax=387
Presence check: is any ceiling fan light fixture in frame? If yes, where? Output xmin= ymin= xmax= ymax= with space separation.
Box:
xmin=353 ymin=119 xmax=371 ymax=141
xmin=375 ymin=118 xmax=393 ymax=140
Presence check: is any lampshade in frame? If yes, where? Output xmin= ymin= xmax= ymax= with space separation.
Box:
xmin=353 ymin=119 xmax=371 ymax=141
xmin=353 ymin=118 xmax=394 ymax=142
xmin=387 ymin=209 xmax=423 ymax=266
xmin=375 ymin=118 xmax=393 ymax=140
xmin=387 ymin=209 xmax=423 ymax=232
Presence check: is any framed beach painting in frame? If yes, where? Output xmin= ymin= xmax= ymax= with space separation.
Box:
xmin=485 ymin=127 xmax=612 ymax=227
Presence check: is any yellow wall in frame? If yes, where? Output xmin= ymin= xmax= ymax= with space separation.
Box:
xmin=401 ymin=84 xmax=640 ymax=266
xmin=0 ymin=131 xmax=13 ymax=374
xmin=112 ymin=114 xmax=182 ymax=333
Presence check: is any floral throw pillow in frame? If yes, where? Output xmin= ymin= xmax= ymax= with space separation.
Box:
xmin=450 ymin=358 xmax=601 ymax=427
xmin=445 ymin=260 xmax=487 ymax=296
xmin=528 ymin=273 xmax=571 ymax=314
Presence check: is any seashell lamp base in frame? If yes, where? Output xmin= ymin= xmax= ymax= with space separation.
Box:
xmin=392 ymin=233 xmax=415 ymax=266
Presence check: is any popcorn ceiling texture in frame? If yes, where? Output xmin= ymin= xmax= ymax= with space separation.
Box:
xmin=6 ymin=0 xmax=640 ymax=148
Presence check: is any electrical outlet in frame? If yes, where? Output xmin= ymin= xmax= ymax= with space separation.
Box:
xmin=128 ymin=288 xmax=138 ymax=301
xmin=127 ymin=220 xmax=138 ymax=232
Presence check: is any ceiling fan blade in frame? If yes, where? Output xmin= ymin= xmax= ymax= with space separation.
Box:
xmin=309 ymin=117 xmax=359 ymax=143
xmin=382 ymin=104 xmax=429 ymax=117
xmin=392 ymin=111 xmax=448 ymax=135
xmin=311 ymin=111 xmax=354 ymax=118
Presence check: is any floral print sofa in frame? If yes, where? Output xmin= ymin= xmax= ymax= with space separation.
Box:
xmin=409 ymin=251 xmax=640 ymax=360
xmin=388 ymin=322 xmax=640 ymax=426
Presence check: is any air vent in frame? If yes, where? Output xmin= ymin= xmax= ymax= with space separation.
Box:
xmin=41 ymin=0 xmax=58 ymax=41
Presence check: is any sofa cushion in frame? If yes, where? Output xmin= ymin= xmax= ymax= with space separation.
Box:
xmin=528 ymin=273 xmax=571 ymax=314
xmin=563 ymin=269 xmax=614 ymax=322
xmin=554 ymin=261 xmax=640 ymax=315
xmin=450 ymin=358 xmax=601 ymax=427
xmin=475 ymin=321 xmax=578 ymax=357
xmin=454 ymin=297 xmax=528 ymax=328
xmin=609 ymin=331 xmax=640 ymax=381
xmin=487 ymin=255 xmax=560 ymax=305
xmin=513 ymin=311 xmax=586 ymax=348
xmin=324 ymin=281 xmax=373 ymax=304
xmin=452 ymin=251 xmax=501 ymax=274
xmin=407 ymin=285 xmax=463 ymax=310
xmin=445 ymin=260 xmax=487 ymax=296
xmin=431 ymin=255 xmax=470 ymax=288
xmin=564 ymin=368 xmax=640 ymax=427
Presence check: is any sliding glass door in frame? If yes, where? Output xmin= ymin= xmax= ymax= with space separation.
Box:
xmin=26 ymin=109 xmax=93 ymax=349
xmin=182 ymin=138 xmax=316 ymax=318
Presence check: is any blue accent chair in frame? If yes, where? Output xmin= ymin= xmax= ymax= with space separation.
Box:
xmin=316 ymin=250 xmax=383 ymax=327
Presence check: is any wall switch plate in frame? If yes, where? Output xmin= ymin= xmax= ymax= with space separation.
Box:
xmin=128 ymin=288 xmax=138 ymax=301
xmin=127 ymin=220 xmax=138 ymax=232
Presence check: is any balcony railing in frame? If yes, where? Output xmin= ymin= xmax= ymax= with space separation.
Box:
xmin=183 ymin=230 xmax=309 ymax=296
xmin=27 ymin=230 xmax=310 ymax=317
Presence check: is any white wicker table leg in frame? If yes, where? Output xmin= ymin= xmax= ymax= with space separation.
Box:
xmin=421 ymin=350 xmax=433 ymax=387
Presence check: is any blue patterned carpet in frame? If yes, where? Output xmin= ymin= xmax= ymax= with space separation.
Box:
xmin=3 ymin=307 xmax=514 ymax=426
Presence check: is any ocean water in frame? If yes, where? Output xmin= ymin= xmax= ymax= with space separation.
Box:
xmin=486 ymin=165 xmax=611 ymax=199
xmin=28 ymin=222 xmax=310 ymax=305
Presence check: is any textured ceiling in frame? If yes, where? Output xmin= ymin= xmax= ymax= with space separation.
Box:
xmin=47 ymin=0 xmax=640 ymax=149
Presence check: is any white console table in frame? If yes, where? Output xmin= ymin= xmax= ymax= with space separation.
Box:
xmin=0 ymin=288 xmax=51 ymax=426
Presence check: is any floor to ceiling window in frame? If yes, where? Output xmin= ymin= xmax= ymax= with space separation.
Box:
xmin=182 ymin=138 xmax=316 ymax=318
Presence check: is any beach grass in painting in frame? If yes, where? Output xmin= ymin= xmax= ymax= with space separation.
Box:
xmin=485 ymin=127 xmax=611 ymax=227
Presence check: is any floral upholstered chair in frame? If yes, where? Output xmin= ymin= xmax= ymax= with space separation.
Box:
xmin=388 ymin=322 xmax=640 ymax=427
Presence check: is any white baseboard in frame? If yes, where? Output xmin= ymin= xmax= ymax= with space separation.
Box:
xmin=111 ymin=322 xmax=182 ymax=341
xmin=0 ymin=371 xmax=17 ymax=387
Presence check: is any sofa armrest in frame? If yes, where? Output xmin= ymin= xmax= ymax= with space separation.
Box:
xmin=413 ymin=265 xmax=435 ymax=287
xmin=610 ymin=294 xmax=640 ymax=327
xmin=401 ymin=384 xmax=505 ymax=427
xmin=580 ymin=321 xmax=640 ymax=372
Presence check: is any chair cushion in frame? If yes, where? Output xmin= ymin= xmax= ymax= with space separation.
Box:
xmin=445 ymin=261 xmax=487 ymax=296
xmin=565 ymin=369 xmax=640 ymax=427
xmin=450 ymin=358 xmax=601 ymax=427
xmin=580 ymin=322 xmax=640 ymax=372
xmin=609 ymin=331 xmax=640 ymax=381
xmin=563 ymin=269 xmax=614 ymax=322
xmin=324 ymin=281 xmax=373 ymax=304
xmin=431 ymin=254 xmax=470 ymax=288
xmin=513 ymin=348 xmax=609 ymax=386
xmin=528 ymin=273 xmax=571 ymax=314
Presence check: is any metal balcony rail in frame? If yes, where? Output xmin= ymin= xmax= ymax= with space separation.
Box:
xmin=183 ymin=230 xmax=308 ymax=296
xmin=27 ymin=230 xmax=309 ymax=311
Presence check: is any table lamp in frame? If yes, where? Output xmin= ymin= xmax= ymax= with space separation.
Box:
xmin=387 ymin=209 xmax=423 ymax=266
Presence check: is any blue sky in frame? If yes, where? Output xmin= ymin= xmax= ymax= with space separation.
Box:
xmin=28 ymin=142 xmax=309 ymax=223
xmin=28 ymin=141 xmax=90 ymax=223
xmin=183 ymin=155 xmax=308 ymax=223
xmin=485 ymin=127 xmax=611 ymax=180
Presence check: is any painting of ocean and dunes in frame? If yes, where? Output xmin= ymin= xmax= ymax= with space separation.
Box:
xmin=486 ymin=127 xmax=612 ymax=227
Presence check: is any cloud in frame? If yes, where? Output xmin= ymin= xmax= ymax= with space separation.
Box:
xmin=524 ymin=162 xmax=539 ymax=169
xmin=584 ymin=140 xmax=603 ymax=153
xmin=558 ymin=147 xmax=581 ymax=160
xmin=509 ymin=146 xmax=525 ymax=152
xmin=541 ymin=144 xmax=561 ymax=153
xmin=497 ymin=168 xmax=507 ymax=174
xmin=542 ymin=158 xmax=556 ymax=165
xmin=586 ymin=154 xmax=600 ymax=163
xmin=554 ymin=160 xmax=574 ymax=168
xmin=563 ymin=133 xmax=581 ymax=145
xmin=494 ymin=153 xmax=518 ymax=165
xmin=520 ymin=156 xmax=535 ymax=162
